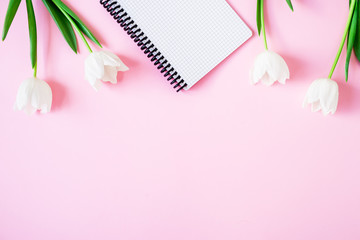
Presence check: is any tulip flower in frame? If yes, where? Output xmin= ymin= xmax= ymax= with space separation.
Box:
xmin=250 ymin=50 xmax=290 ymax=86
xmin=49 ymin=5 xmax=129 ymax=91
xmin=50 ymin=4 xmax=129 ymax=91
xmin=85 ymin=51 xmax=129 ymax=91
xmin=304 ymin=0 xmax=357 ymax=115
xmin=251 ymin=0 xmax=292 ymax=86
xmin=14 ymin=77 xmax=52 ymax=114
xmin=303 ymin=78 xmax=339 ymax=115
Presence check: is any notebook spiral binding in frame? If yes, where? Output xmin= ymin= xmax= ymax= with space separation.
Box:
xmin=100 ymin=0 xmax=187 ymax=92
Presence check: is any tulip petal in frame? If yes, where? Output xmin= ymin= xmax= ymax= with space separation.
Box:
xmin=100 ymin=51 xmax=129 ymax=71
xmin=25 ymin=104 xmax=37 ymax=115
xmin=100 ymin=51 xmax=120 ymax=66
xmin=15 ymin=78 xmax=35 ymax=112
xmin=250 ymin=68 xmax=266 ymax=85
xmin=85 ymin=52 xmax=104 ymax=79
xmin=38 ymin=82 xmax=52 ymax=113
xmin=250 ymin=52 xmax=268 ymax=85
xmin=103 ymin=66 xmax=118 ymax=84
xmin=266 ymin=51 xmax=290 ymax=84
xmin=92 ymin=79 xmax=102 ymax=91
xmin=86 ymin=70 xmax=101 ymax=91
xmin=311 ymin=100 xmax=322 ymax=113
xmin=117 ymin=62 xmax=129 ymax=72
xmin=278 ymin=77 xmax=288 ymax=85
xmin=260 ymin=73 xmax=276 ymax=86
xmin=30 ymin=78 xmax=52 ymax=113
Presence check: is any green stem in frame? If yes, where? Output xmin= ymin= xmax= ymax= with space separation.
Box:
xmin=33 ymin=61 xmax=37 ymax=78
xmin=328 ymin=0 xmax=356 ymax=79
xmin=78 ymin=29 xmax=93 ymax=53
xmin=261 ymin=0 xmax=268 ymax=50
xmin=55 ymin=3 xmax=93 ymax=53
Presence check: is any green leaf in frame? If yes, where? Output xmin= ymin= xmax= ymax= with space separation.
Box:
xmin=286 ymin=0 xmax=294 ymax=12
xmin=25 ymin=0 xmax=37 ymax=69
xmin=42 ymin=0 xmax=77 ymax=53
xmin=353 ymin=0 xmax=360 ymax=61
xmin=51 ymin=0 xmax=102 ymax=47
xmin=256 ymin=0 xmax=262 ymax=36
xmin=346 ymin=0 xmax=358 ymax=81
xmin=2 ymin=0 xmax=22 ymax=41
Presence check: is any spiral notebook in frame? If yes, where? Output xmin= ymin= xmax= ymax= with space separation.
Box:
xmin=100 ymin=0 xmax=252 ymax=91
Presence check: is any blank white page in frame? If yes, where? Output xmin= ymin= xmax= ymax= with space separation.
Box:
xmin=113 ymin=0 xmax=252 ymax=89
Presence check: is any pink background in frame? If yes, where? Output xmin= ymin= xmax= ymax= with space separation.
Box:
xmin=1 ymin=0 xmax=360 ymax=239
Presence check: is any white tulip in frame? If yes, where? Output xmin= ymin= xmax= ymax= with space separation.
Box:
xmin=85 ymin=50 xmax=129 ymax=91
xmin=14 ymin=77 xmax=52 ymax=114
xmin=250 ymin=50 xmax=290 ymax=86
xmin=303 ymin=78 xmax=339 ymax=115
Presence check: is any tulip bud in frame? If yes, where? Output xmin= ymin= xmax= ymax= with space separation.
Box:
xmin=303 ymin=78 xmax=339 ymax=115
xmin=250 ymin=50 xmax=290 ymax=86
xmin=85 ymin=50 xmax=129 ymax=91
xmin=14 ymin=77 xmax=52 ymax=114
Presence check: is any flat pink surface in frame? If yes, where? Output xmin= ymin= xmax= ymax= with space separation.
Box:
xmin=1 ymin=1 xmax=360 ymax=239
